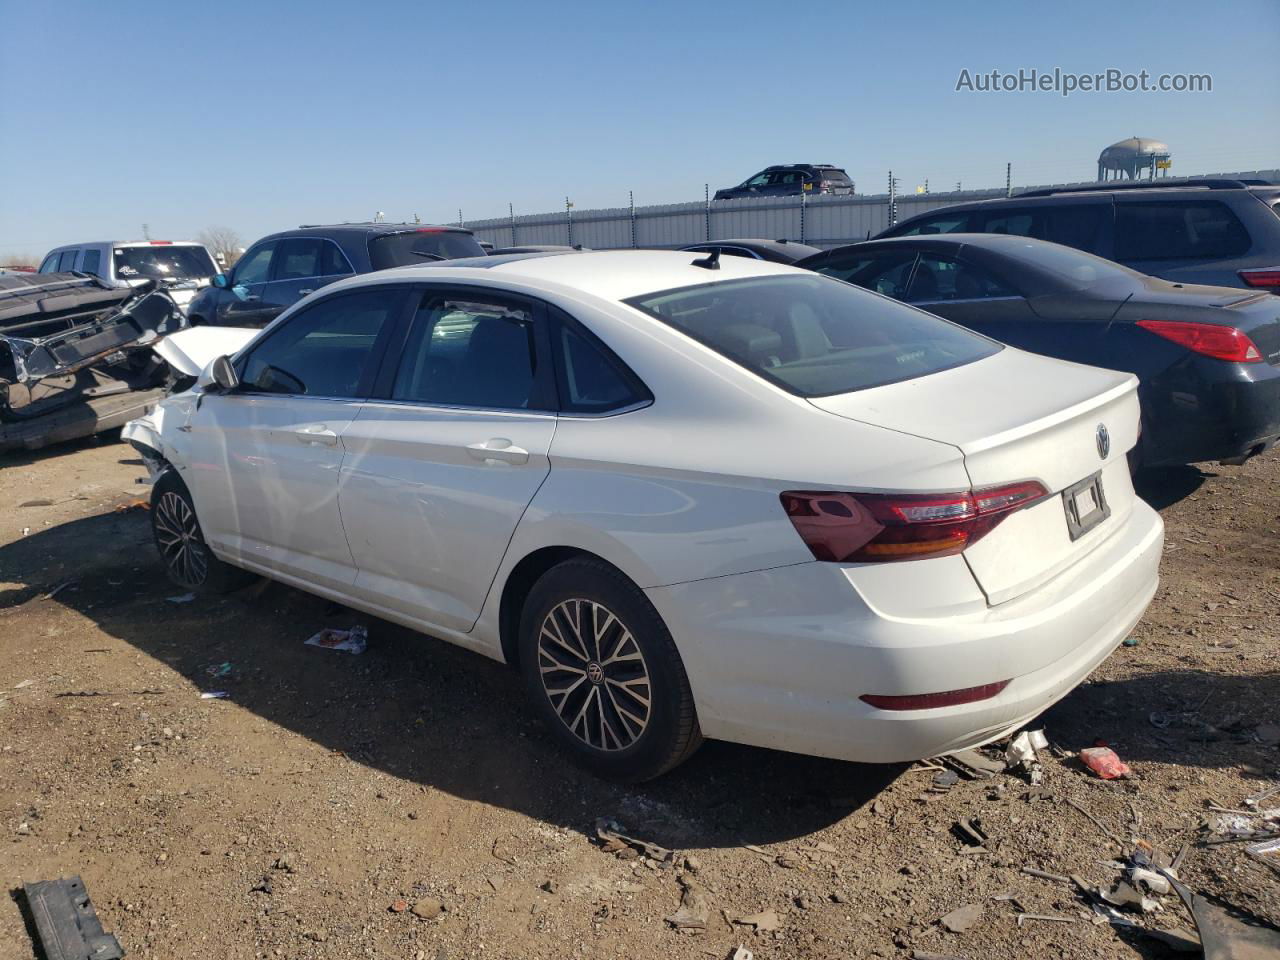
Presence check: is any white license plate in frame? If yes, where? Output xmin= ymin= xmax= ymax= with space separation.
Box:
xmin=1063 ymin=471 xmax=1110 ymax=541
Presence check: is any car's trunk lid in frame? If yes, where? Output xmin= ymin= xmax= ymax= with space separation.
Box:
xmin=809 ymin=347 xmax=1141 ymax=605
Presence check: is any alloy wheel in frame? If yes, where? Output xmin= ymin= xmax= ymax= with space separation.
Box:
xmin=536 ymin=598 xmax=652 ymax=752
xmin=153 ymin=490 xmax=209 ymax=588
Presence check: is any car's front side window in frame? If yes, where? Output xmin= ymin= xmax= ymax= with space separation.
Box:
xmin=391 ymin=295 xmax=546 ymax=410
xmin=906 ymin=254 xmax=1016 ymax=302
xmin=238 ymin=288 xmax=402 ymax=398
xmin=57 ymin=250 xmax=79 ymax=271
xmin=39 ymin=254 xmax=58 ymax=273
xmin=234 ymin=243 xmax=276 ymax=286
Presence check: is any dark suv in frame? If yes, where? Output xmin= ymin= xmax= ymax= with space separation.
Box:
xmin=187 ymin=223 xmax=485 ymax=327
xmin=713 ymin=164 xmax=854 ymax=201
xmin=877 ymin=179 xmax=1280 ymax=291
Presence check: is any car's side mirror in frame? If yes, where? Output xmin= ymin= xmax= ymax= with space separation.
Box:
xmin=212 ymin=273 xmax=230 ymax=289
xmin=197 ymin=355 xmax=240 ymax=392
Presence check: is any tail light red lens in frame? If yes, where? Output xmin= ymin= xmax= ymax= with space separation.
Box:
xmin=1239 ymin=267 xmax=1280 ymax=289
xmin=780 ymin=480 xmax=1048 ymax=563
xmin=860 ymin=680 xmax=1011 ymax=711
xmin=1136 ymin=318 xmax=1262 ymax=363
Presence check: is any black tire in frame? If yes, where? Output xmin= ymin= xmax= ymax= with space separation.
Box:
xmin=519 ymin=557 xmax=702 ymax=782
xmin=150 ymin=470 xmax=255 ymax=595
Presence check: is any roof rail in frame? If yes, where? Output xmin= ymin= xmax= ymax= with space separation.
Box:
xmin=1015 ymin=178 xmax=1254 ymax=198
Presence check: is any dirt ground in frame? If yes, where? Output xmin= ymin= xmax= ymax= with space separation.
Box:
xmin=1 ymin=434 xmax=1277 ymax=960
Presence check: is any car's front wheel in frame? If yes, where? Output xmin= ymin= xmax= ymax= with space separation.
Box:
xmin=519 ymin=557 xmax=702 ymax=782
xmin=150 ymin=470 xmax=254 ymax=594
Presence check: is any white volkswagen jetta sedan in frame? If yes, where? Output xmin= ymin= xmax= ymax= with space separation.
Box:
xmin=124 ymin=250 xmax=1163 ymax=781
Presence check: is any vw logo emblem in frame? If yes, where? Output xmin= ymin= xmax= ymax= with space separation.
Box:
xmin=587 ymin=662 xmax=605 ymax=684
xmin=1096 ymin=424 xmax=1110 ymax=460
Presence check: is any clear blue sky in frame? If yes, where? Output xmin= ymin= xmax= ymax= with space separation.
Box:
xmin=2 ymin=0 xmax=1277 ymax=259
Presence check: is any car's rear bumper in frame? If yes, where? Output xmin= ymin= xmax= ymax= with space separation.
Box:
xmin=646 ymin=498 xmax=1163 ymax=764
xmin=1142 ymin=359 xmax=1280 ymax=466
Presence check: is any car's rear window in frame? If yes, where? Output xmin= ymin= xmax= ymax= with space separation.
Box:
xmin=113 ymin=245 xmax=217 ymax=281
xmin=987 ymin=237 xmax=1138 ymax=288
xmin=368 ymin=230 xmax=486 ymax=270
xmin=1113 ymin=200 xmax=1251 ymax=261
xmin=625 ymin=274 xmax=1000 ymax=397
xmin=818 ymin=170 xmax=852 ymax=183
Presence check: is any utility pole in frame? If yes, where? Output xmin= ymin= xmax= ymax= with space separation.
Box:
xmin=141 ymin=223 xmax=151 ymax=240
xmin=704 ymin=183 xmax=711 ymax=241
xmin=629 ymin=191 xmax=637 ymax=249
xmin=565 ymin=197 xmax=574 ymax=246
xmin=1005 ymin=162 xmax=1012 ymax=198
xmin=509 ymin=202 xmax=517 ymax=246
xmin=888 ymin=171 xmax=900 ymax=226
xmin=458 ymin=209 xmax=464 ymax=229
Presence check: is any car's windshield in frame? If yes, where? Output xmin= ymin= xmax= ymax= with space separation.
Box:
xmin=988 ymin=237 xmax=1137 ymax=289
xmin=113 ymin=245 xmax=217 ymax=282
xmin=368 ymin=231 xmax=486 ymax=270
xmin=626 ymin=274 xmax=1000 ymax=397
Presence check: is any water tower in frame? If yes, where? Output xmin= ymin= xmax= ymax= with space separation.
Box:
xmin=1098 ymin=137 xmax=1172 ymax=181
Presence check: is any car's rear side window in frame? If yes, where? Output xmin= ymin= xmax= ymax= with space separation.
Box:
xmin=1114 ymin=200 xmax=1251 ymax=260
xmin=973 ymin=205 xmax=1105 ymax=253
xmin=626 ymin=274 xmax=1000 ymax=397
xmin=552 ymin=311 xmax=650 ymax=414
xmin=80 ymin=249 xmax=102 ymax=276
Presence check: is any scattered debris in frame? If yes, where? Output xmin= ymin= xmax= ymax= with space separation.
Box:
xmin=946 ymin=749 xmax=1004 ymax=779
xmin=938 ymin=903 xmax=983 ymax=933
xmin=933 ymin=768 xmax=960 ymax=791
xmin=389 ymin=899 xmax=408 ymax=913
xmin=730 ymin=948 xmax=754 ymax=960
xmin=199 ymin=691 xmax=229 ymax=700
xmin=1060 ymin=797 xmax=1125 ymax=843
xmin=1163 ymin=868 xmax=1280 ymax=960
xmin=165 ymin=593 xmax=195 ymax=604
xmin=205 ymin=662 xmax=233 ymax=678
xmin=15 ymin=679 xmax=34 ymax=689
xmin=910 ymin=952 xmax=967 ymax=960
xmin=23 ymin=875 xmax=124 ymax=960
xmin=1080 ymin=746 xmax=1132 ymax=780
xmin=775 ymin=851 xmax=802 ymax=869
xmin=1021 ymin=867 xmax=1070 ymax=884
xmin=304 ymin=625 xmax=368 ymax=655
xmin=665 ymin=874 xmax=711 ymax=932
xmin=1245 ymin=837 xmax=1280 ymax=877
xmin=1099 ymin=848 xmax=1175 ymax=913
xmin=1255 ymin=723 xmax=1280 ymax=746
xmin=595 ymin=818 xmax=673 ymax=863
xmin=1016 ymin=913 xmax=1076 ymax=926
xmin=1005 ymin=730 xmax=1048 ymax=783
xmin=953 ymin=818 xmax=988 ymax=848
xmin=731 ymin=910 xmax=781 ymax=933
xmin=41 ymin=580 xmax=77 ymax=600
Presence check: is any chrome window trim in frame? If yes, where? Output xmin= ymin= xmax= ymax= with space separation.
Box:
xmin=908 ymin=295 xmax=1024 ymax=306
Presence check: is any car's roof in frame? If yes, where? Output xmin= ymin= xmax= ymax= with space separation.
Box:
xmin=357 ymin=249 xmax=798 ymax=301
xmin=685 ymin=238 xmax=821 ymax=255
xmin=288 ymin=223 xmax=473 ymax=236
xmin=46 ymin=240 xmax=206 ymax=250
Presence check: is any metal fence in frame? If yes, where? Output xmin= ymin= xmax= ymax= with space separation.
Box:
xmin=463 ymin=169 xmax=1280 ymax=251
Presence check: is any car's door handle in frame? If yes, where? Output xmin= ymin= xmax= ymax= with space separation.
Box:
xmin=465 ymin=438 xmax=529 ymax=464
xmin=298 ymin=288 xmax=314 ymax=296
xmin=242 ymin=295 xmax=261 ymax=302
xmin=295 ymin=424 xmax=339 ymax=446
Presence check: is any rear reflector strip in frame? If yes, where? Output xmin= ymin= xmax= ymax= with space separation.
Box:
xmin=860 ymin=680 xmax=1011 ymax=711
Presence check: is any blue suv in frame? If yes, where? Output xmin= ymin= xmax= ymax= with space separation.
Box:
xmin=187 ymin=223 xmax=485 ymax=327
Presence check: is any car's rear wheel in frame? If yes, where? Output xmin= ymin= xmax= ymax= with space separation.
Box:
xmin=518 ymin=557 xmax=702 ymax=782
xmin=150 ymin=470 xmax=254 ymax=594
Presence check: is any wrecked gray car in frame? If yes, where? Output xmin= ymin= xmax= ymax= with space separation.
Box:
xmin=0 ymin=271 xmax=185 ymax=452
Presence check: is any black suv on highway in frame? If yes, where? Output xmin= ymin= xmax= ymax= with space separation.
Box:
xmin=713 ymin=164 xmax=854 ymax=201
xmin=187 ymin=223 xmax=485 ymax=327
xmin=878 ymin=179 xmax=1280 ymax=291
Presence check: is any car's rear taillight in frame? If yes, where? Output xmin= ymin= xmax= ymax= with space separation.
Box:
xmin=1136 ymin=318 xmax=1262 ymax=363
xmin=780 ymin=481 xmax=1048 ymax=563
xmin=149 ymin=240 xmax=173 ymax=245
xmin=1239 ymin=267 xmax=1280 ymax=289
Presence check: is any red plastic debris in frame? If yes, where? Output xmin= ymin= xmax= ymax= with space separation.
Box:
xmin=1080 ymin=746 xmax=1131 ymax=780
